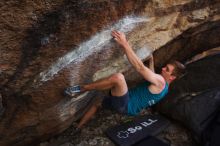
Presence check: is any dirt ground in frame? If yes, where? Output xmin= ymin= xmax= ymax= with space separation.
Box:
xmin=38 ymin=108 xmax=196 ymax=146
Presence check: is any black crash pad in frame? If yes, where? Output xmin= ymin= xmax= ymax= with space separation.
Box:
xmin=135 ymin=136 xmax=170 ymax=146
xmin=106 ymin=114 xmax=169 ymax=146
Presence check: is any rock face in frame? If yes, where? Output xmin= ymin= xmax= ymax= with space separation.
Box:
xmin=156 ymin=53 xmax=220 ymax=142
xmin=0 ymin=0 xmax=220 ymax=145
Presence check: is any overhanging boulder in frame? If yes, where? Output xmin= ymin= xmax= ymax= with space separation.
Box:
xmin=156 ymin=53 xmax=220 ymax=142
xmin=0 ymin=0 xmax=220 ymax=145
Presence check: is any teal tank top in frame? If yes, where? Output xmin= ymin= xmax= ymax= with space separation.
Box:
xmin=127 ymin=81 xmax=169 ymax=116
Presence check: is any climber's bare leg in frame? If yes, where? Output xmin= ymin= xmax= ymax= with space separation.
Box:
xmin=82 ymin=73 xmax=128 ymax=96
xmin=77 ymin=73 xmax=128 ymax=128
xmin=77 ymin=102 xmax=100 ymax=129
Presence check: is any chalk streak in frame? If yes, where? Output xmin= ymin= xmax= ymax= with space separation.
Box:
xmin=39 ymin=15 xmax=149 ymax=82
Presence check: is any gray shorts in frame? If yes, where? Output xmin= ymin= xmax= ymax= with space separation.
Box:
xmin=102 ymin=91 xmax=129 ymax=114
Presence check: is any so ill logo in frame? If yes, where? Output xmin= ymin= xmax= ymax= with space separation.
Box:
xmin=117 ymin=118 xmax=158 ymax=139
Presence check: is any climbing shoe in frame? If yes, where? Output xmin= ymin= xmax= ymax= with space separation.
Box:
xmin=64 ymin=85 xmax=81 ymax=97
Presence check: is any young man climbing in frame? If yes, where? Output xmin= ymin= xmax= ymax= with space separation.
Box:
xmin=65 ymin=30 xmax=185 ymax=130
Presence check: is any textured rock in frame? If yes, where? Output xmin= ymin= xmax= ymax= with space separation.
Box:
xmin=0 ymin=0 xmax=220 ymax=145
xmin=156 ymin=52 xmax=220 ymax=143
xmin=0 ymin=94 xmax=4 ymax=116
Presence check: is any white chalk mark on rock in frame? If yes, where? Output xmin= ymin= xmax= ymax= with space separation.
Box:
xmin=39 ymin=15 xmax=149 ymax=82
xmin=92 ymin=45 xmax=153 ymax=81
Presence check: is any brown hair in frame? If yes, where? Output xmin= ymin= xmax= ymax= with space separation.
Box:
xmin=169 ymin=60 xmax=186 ymax=79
